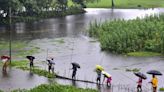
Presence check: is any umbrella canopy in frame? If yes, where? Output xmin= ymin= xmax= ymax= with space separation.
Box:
xmin=1 ymin=55 xmax=10 ymax=60
xmin=71 ymin=62 xmax=80 ymax=68
xmin=102 ymin=71 xmax=111 ymax=78
xmin=96 ymin=65 xmax=104 ymax=71
xmin=26 ymin=56 xmax=35 ymax=61
xmin=134 ymin=72 xmax=147 ymax=79
xmin=147 ymin=70 xmax=162 ymax=76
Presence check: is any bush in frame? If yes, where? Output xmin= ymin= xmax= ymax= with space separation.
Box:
xmin=88 ymin=14 xmax=164 ymax=54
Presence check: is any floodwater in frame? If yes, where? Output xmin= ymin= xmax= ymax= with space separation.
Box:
xmin=0 ymin=8 xmax=164 ymax=92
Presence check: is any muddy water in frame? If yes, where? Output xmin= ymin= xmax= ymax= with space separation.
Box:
xmin=0 ymin=8 xmax=164 ymax=92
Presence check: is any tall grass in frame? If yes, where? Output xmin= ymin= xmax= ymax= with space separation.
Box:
xmin=88 ymin=14 xmax=164 ymax=54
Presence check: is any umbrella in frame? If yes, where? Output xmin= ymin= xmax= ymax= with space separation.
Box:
xmin=134 ymin=72 xmax=147 ymax=79
xmin=26 ymin=56 xmax=35 ymax=61
xmin=147 ymin=70 xmax=162 ymax=76
xmin=96 ymin=65 xmax=104 ymax=71
xmin=1 ymin=56 xmax=10 ymax=60
xmin=102 ymin=71 xmax=111 ymax=78
xmin=71 ymin=62 xmax=80 ymax=68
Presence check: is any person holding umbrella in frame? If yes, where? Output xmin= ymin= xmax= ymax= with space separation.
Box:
xmin=47 ymin=57 xmax=55 ymax=73
xmin=26 ymin=56 xmax=35 ymax=69
xmin=95 ymin=65 xmax=104 ymax=85
xmin=1 ymin=55 xmax=10 ymax=71
xmin=134 ymin=72 xmax=147 ymax=92
xmin=150 ymin=75 xmax=158 ymax=92
xmin=147 ymin=70 xmax=162 ymax=92
xmin=102 ymin=71 xmax=112 ymax=87
xmin=71 ymin=62 xmax=80 ymax=80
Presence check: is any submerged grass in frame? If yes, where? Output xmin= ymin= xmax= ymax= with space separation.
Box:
xmin=0 ymin=40 xmax=39 ymax=58
xmin=127 ymin=52 xmax=162 ymax=57
xmin=12 ymin=83 xmax=98 ymax=92
xmin=10 ymin=61 xmax=55 ymax=78
xmin=125 ymin=68 xmax=140 ymax=72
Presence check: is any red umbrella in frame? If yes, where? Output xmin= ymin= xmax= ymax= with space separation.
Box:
xmin=1 ymin=56 xmax=10 ymax=60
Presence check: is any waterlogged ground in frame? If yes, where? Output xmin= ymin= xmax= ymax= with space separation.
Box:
xmin=0 ymin=8 xmax=164 ymax=92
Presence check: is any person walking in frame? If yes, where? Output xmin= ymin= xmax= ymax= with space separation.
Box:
xmin=1 ymin=56 xmax=10 ymax=71
xmin=150 ymin=75 xmax=158 ymax=92
xmin=137 ymin=77 xmax=142 ymax=92
xmin=71 ymin=65 xmax=77 ymax=79
xmin=47 ymin=57 xmax=55 ymax=73
xmin=96 ymin=69 xmax=102 ymax=85
xmin=70 ymin=62 xmax=80 ymax=80
xmin=102 ymin=71 xmax=112 ymax=87
xmin=26 ymin=56 xmax=35 ymax=70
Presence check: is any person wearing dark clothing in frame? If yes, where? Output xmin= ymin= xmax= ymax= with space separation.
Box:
xmin=47 ymin=58 xmax=55 ymax=73
xmin=96 ymin=69 xmax=101 ymax=84
xmin=137 ymin=78 xmax=142 ymax=92
xmin=26 ymin=56 xmax=35 ymax=69
xmin=72 ymin=66 xmax=77 ymax=79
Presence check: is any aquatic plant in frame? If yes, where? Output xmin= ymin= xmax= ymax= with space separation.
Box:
xmin=160 ymin=87 xmax=164 ymax=91
xmin=12 ymin=83 xmax=98 ymax=92
xmin=88 ymin=14 xmax=164 ymax=56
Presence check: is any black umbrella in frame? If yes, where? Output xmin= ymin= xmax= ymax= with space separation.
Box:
xmin=147 ymin=70 xmax=162 ymax=76
xmin=71 ymin=62 xmax=80 ymax=68
xmin=26 ymin=56 xmax=35 ymax=61
xmin=134 ymin=72 xmax=147 ymax=79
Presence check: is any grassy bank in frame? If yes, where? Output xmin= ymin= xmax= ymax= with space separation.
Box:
xmin=12 ymin=83 xmax=98 ymax=92
xmin=86 ymin=0 xmax=164 ymax=8
xmin=88 ymin=14 xmax=164 ymax=56
xmin=10 ymin=61 xmax=55 ymax=78
xmin=127 ymin=52 xmax=162 ymax=57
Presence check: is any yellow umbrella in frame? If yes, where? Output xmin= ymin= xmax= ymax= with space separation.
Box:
xmin=102 ymin=71 xmax=111 ymax=78
xmin=96 ymin=65 xmax=104 ymax=71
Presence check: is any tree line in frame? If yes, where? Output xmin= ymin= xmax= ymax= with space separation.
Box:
xmin=0 ymin=0 xmax=96 ymax=19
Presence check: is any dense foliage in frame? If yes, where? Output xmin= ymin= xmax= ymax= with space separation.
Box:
xmin=0 ymin=0 xmax=91 ymax=24
xmin=88 ymin=14 xmax=164 ymax=54
xmin=12 ymin=83 xmax=98 ymax=92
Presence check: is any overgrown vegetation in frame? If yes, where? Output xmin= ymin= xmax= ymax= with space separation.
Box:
xmin=88 ymin=14 xmax=164 ymax=56
xmin=12 ymin=83 xmax=98 ymax=92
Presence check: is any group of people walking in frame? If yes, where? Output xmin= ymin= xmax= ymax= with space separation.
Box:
xmin=95 ymin=65 xmax=112 ymax=86
xmin=136 ymin=74 xmax=159 ymax=92
xmin=1 ymin=55 xmax=162 ymax=92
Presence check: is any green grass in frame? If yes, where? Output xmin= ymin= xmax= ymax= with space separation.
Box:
xmin=86 ymin=0 xmax=164 ymax=8
xmin=9 ymin=61 xmax=55 ymax=78
xmin=160 ymin=87 xmax=164 ymax=91
xmin=127 ymin=52 xmax=162 ymax=57
xmin=12 ymin=83 xmax=98 ymax=92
